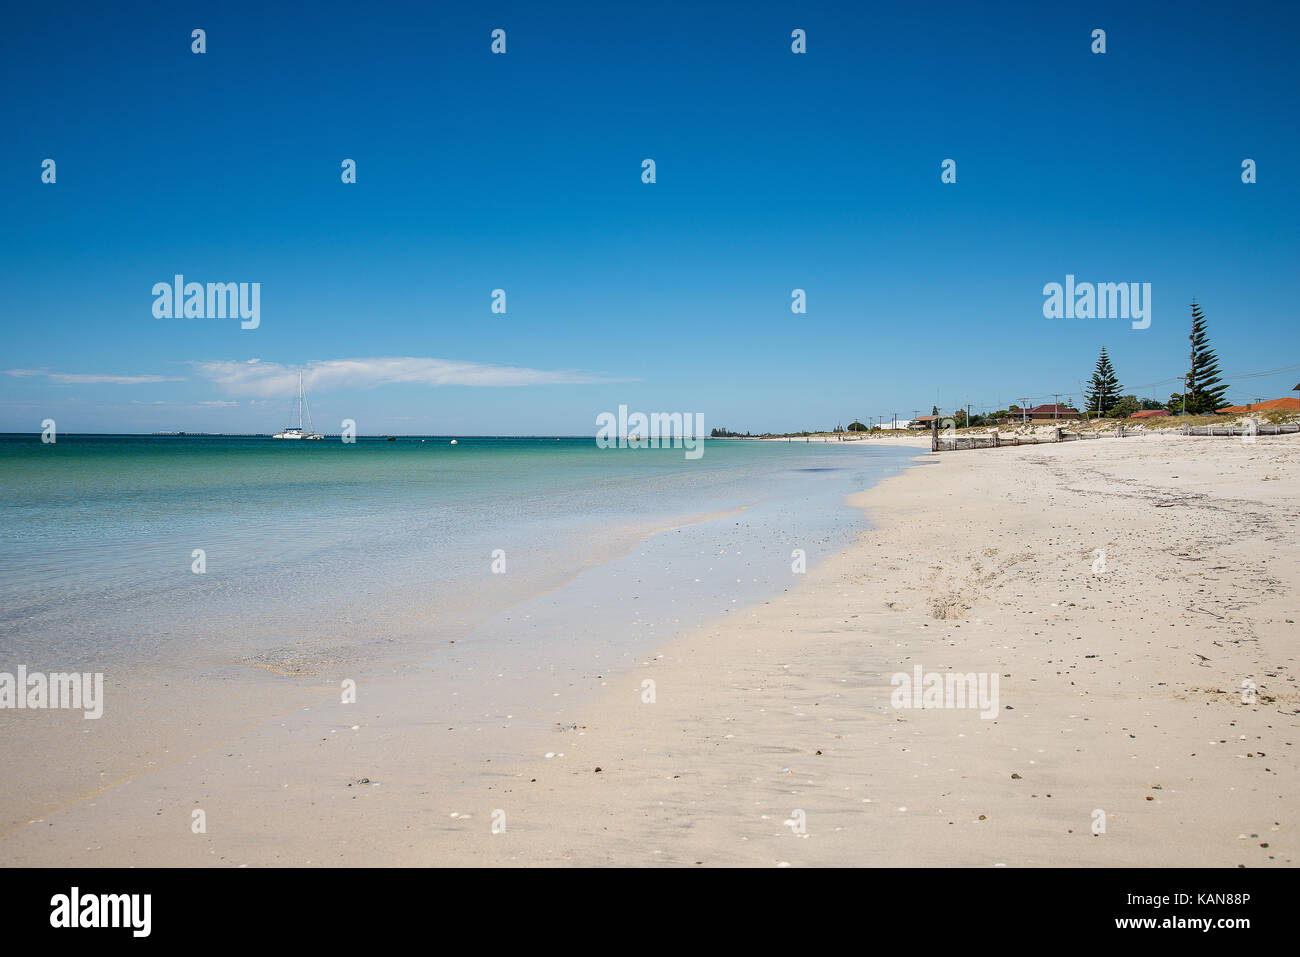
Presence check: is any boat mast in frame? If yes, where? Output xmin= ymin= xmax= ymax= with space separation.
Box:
xmin=303 ymin=375 xmax=315 ymax=434
xmin=298 ymin=372 xmax=304 ymax=430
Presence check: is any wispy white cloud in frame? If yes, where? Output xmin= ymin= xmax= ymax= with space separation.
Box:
xmin=191 ymin=357 xmax=630 ymax=397
xmin=4 ymin=368 xmax=185 ymax=385
xmin=51 ymin=373 xmax=185 ymax=385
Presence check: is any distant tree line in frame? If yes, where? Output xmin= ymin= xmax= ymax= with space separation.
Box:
xmin=769 ymin=303 xmax=1232 ymax=436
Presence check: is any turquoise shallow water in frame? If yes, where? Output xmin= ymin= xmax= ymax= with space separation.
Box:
xmin=0 ymin=435 xmax=917 ymax=673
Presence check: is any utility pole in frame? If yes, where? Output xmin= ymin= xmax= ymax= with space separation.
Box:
xmin=892 ymin=412 xmax=898 ymax=431
xmin=1019 ymin=398 xmax=1028 ymax=425
xmin=1052 ymin=394 xmax=1061 ymax=423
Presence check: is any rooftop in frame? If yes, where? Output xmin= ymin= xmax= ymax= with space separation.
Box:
xmin=1217 ymin=397 xmax=1300 ymax=414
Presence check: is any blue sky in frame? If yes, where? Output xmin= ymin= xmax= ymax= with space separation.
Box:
xmin=2 ymin=0 xmax=1297 ymax=433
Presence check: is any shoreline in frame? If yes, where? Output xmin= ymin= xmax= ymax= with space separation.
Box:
xmin=2 ymin=435 xmax=1294 ymax=865
xmin=412 ymin=433 xmax=1298 ymax=866
xmin=0 ymin=442 xmax=916 ymax=861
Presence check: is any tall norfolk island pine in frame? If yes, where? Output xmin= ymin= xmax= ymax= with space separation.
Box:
xmin=1084 ymin=346 xmax=1123 ymax=415
xmin=1179 ymin=300 xmax=1230 ymax=414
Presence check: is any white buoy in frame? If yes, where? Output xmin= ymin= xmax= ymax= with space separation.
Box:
xmin=450 ymin=439 xmax=458 ymax=445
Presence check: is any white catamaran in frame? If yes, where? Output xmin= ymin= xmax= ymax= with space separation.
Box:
xmin=272 ymin=371 xmax=323 ymax=440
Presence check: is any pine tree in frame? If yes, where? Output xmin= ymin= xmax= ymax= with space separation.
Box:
xmin=1084 ymin=346 xmax=1123 ymax=415
xmin=1182 ymin=299 xmax=1229 ymax=413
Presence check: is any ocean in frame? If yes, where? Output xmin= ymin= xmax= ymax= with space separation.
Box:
xmin=0 ymin=434 xmax=916 ymax=676
xmin=0 ymin=432 xmax=922 ymax=831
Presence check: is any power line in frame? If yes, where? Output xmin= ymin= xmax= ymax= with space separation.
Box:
xmin=956 ymin=361 xmax=1298 ymax=412
xmin=850 ymin=361 xmax=1299 ymax=428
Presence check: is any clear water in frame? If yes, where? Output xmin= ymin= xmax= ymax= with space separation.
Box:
xmin=0 ymin=435 xmax=917 ymax=675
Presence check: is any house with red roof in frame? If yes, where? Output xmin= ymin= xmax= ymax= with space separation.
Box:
xmin=1216 ymin=397 xmax=1300 ymax=415
xmin=1005 ymin=403 xmax=1081 ymax=421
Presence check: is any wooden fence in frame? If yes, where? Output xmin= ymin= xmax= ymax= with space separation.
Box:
xmin=932 ymin=423 xmax=1119 ymax=451
xmin=1183 ymin=423 xmax=1299 ymax=437
xmin=932 ymin=419 xmax=1298 ymax=451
